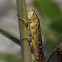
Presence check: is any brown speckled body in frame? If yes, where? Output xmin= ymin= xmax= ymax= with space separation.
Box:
xmin=27 ymin=9 xmax=45 ymax=62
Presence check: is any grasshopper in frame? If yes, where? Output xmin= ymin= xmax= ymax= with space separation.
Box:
xmin=18 ymin=9 xmax=45 ymax=62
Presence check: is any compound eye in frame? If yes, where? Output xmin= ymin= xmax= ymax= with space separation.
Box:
xmin=33 ymin=13 xmax=34 ymax=15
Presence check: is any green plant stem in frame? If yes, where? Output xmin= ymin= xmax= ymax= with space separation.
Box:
xmin=16 ymin=0 xmax=32 ymax=62
xmin=0 ymin=27 xmax=20 ymax=46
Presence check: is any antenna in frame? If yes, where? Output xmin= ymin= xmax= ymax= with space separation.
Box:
xmin=32 ymin=0 xmax=41 ymax=9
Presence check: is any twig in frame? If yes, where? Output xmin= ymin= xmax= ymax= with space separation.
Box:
xmin=57 ymin=33 xmax=62 ymax=62
xmin=46 ymin=48 xmax=57 ymax=62
xmin=46 ymin=33 xmax=62 ymax=62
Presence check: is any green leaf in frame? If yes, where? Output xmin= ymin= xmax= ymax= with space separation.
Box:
xmin=0 ymin=27 xmax=21 ymax=46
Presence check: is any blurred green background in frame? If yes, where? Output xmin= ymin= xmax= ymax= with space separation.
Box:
xmin=0 ymin=0 xmax=62 ymax=62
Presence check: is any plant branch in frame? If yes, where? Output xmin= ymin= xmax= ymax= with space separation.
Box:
xmin=46 ymin=33 xmax=62 ymax=62
xmin=46 ymin=48 xmax=57 ymax=62
xmin=16 ymin=0 xmax=32 ymax=62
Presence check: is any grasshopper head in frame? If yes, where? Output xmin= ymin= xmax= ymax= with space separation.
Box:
xmin=27 ymin=9 xmax=35 ymax=20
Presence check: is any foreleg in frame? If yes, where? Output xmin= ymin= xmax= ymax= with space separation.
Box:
xmin=18 ymin=17 xmax=31 ymax=23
